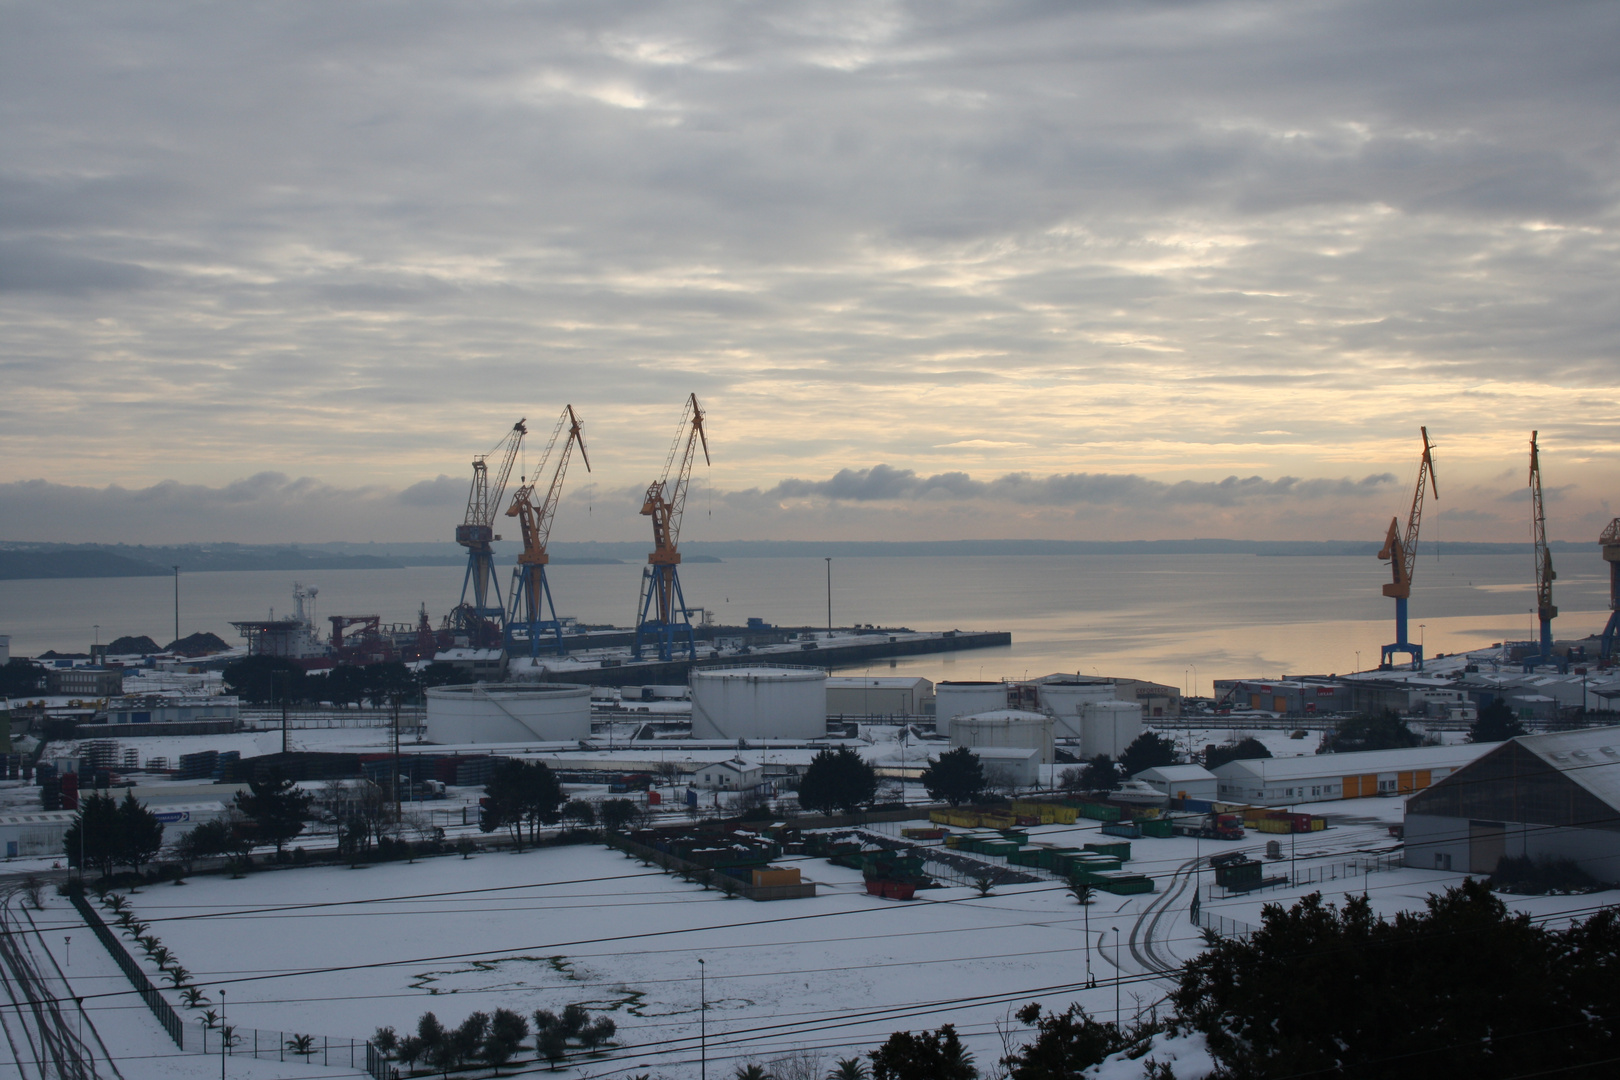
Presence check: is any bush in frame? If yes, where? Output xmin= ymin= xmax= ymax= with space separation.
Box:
xmin=1489 ymin=854 xmax=1602 ymax=894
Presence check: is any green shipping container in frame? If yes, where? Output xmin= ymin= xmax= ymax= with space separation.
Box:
xmin=1084 ymin=841 xmax=1132 ymax=861
xmin=1140 ymin=819 xmax=1173 ymax=838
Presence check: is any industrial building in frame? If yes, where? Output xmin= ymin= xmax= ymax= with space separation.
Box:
xmin=690 ymin=758 xmax=766 ymax=791
xmin=0 ymin=801 xmax=227 ymax=859
xmin=689 ymin=666 xmax=827 ymax=741
xmin=1404 ymin=726 xmax=1620 ymax=882
xmin=424 ymin=683 xmax=591 ymax=744
xmin=103 ymin=695 xmax=239 ymax=726
xmin=1212 ymin=742 xmax=1497 ymax=804
xmin=825 ymin=676 xmax=934 ymax=718
xmin=45 ymin=667 xmax=123 ymax=698
xmin=1134 ymin=764 xmax=1218 ymax=802
xmin=948 ymin=709 xmax=1055 ymax=765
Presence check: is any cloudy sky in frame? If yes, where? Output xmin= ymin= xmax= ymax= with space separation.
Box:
xmin=3 ymin=1 xmax=1616 ymax=545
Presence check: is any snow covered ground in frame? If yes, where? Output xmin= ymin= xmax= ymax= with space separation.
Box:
xmin=5 ymin=797 xmax=1613 ymax=1080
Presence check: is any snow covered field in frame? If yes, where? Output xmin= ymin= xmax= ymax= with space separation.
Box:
xmin=11 ymin=801 xmax=1616 ymax=1080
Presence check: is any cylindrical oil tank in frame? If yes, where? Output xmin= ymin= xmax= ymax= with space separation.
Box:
xmin=935 ymin=681 xmax=1009 ymax=725
xmin=1038 ymin=680 xmax=1117 ymax=739
xmin=1081 ymin=700 xmax=1144 ymax=760
xmin=948 ymin=709 xmax=1055 ymax=764
xmin=425 ymin=683 xmax=591 ymax=744
xmin=690 ymin=666 xmax=827 ymax=740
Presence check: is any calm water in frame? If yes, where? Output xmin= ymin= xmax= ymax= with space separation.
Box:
xmin=1 ymin=553 xmax=1610 ymax=692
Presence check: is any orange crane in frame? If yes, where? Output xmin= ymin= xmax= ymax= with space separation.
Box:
xmin=633 ymin=393 xmax=710 ymax=661
xmin=1600 ymin=518 xmax=1620 ymax=664
xmin=1377 ymin=426 xmax=1438 ymax=669
xmin=504 ymin=405 xmax=591 ymax=657
xmin=1526 ymin=431 xmax=1564 ymax=671
xmin=452 ymin=419 xmax=526 ymax=647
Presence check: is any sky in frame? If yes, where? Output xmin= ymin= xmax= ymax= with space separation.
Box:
xmin=2 ymin=1 xmax=1617 ymax=546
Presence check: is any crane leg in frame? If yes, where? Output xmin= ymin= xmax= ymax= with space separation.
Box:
xmin=1602 ymin=611 xmax=1620 ymax=664
xmin=1381 ymin=596 xmax=1423 ymax=671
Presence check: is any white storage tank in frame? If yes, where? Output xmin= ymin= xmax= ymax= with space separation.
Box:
xmin=1037 ymin=680 xmax=1117 ymax=739
xmin=1081 ymin=700 xmax=1144 ymax=760
xmin=948 ymin=709 xmax=1055 ymax=764
xmin=425 ymin=683 xmax=591 ymax=744
xmin=935 ymin=681 xmax=1010 ymax=725
xmin=691 ymin=666 xmax=827 ymax=740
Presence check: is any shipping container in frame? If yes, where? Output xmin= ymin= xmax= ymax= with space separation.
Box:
xmin=1084 ymin=841 xmax=1132 ymax=861
xmin=752 ymin=867 xmax=802 ymax=888
xmin=1100 ymin=822 xmax=1142 ymax=839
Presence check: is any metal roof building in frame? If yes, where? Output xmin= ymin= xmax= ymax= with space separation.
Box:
xmin=1404 ymin=726 xmax=1620 ymax=883
xmin=1212 ymin=742 xmax=1498 ymax=805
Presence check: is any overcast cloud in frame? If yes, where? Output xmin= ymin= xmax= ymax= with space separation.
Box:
xmin=2 ymin=1 xmax=1616 ymax=544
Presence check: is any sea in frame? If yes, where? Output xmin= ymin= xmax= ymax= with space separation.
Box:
xmin=1 ymin=552 xmax=1611 ymax=693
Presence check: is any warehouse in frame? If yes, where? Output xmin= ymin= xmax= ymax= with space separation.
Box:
xmin=1212 ymin=742 xmax=1497 ymax=804
xmin=1134 ymin=764 xmax=1218 ymax=802
xmin=1403 ymin=726 xmax=1620 ymax=882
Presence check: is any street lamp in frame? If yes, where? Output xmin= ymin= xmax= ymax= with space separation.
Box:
xmin=64 ymin=935 xmax=70 ymax=967
xmin=220 ymin=988 xmax=227 ymax=1080
xmin=824 ymin=557 xmax=832 ymax=635
xmin=1111 ymin=927 xmax=1121 ymax=1027
xmin=698 ymin=958 xmax=706 ymax=1080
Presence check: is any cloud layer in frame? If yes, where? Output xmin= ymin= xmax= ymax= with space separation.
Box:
xmin=2 ymin=2 xmax=1617 ymax=543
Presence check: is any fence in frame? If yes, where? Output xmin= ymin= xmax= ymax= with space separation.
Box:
xmin=194 ymin=1022 xmax=382 ymax=1076
xmin=69 ymin=890 xmax=185 ymax=1049
xmin=1195 ymin=909 xmax=1260 ymax=939
xmin=241 ymin=707 xmax=425 ymax=731
xmin=1205 ymin=851 xmax=1404 ymax=899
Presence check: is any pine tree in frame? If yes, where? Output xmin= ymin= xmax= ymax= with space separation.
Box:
xmin=921 ymin=747 xmax=986 ymax=806
xmin=233 ymin=772 xmax=313 ymax=855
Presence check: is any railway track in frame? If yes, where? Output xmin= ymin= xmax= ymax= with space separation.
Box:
xmin=0 ymin=884 xmax=112 ymax=1080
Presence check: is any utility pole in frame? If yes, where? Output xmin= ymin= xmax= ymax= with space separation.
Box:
xmin=279 ymin=670 xmax=289 ymax=755
xmin=824 ymin=557 xmax=832 ymax=635
xmin=1111 ymin=928 xmax=1120 ymax=1027
xmin=698 ymin=957 xmax=706 ymax=1080
xmin=173 ymin=565 xmax=181 ymax=645
xmin=392 ymin=692 xmax=403 ymax=821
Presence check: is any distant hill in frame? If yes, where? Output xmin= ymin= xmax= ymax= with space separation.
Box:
xmin=106 ymin=634 xmax=163 ymax=655
xmin=0 ymin=543 xmax=407 ymax=580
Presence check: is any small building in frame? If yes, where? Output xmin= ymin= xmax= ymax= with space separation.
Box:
xmin=1404 ymin=726 xmax=1620 ymax=881
xmin=1134 ymin=764 xmax=1218 ymax=802
xmin=944 ymin=746 xmax=1041 ymax=788
xmin=0 ymin=800 xmax=228 ymax=859
xmin=1212 ymin=742 xmax=1498 ymax=804
xmin=46 ymin=667 xmax=123 ymax=698
xmin=432 ymin=648 xmax=507 ymax=680
xmin=826 ymin=676 xmax=934 ymax=717
xmin=690 ymin=759 xmax=765 ymax=791
xmin=105 ymin=695 xmax=240 ymax=726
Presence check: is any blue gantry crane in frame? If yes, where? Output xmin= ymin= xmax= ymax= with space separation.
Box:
xmin=451 ymin=419 xmax=526 ymax=647
xmin=1378 ymin=427 xmax=1438 ymax=670
xmin=504 ymin=406 xmax=590 ymax=657
xmin=633 ymin=394 xmax=710 ymax=662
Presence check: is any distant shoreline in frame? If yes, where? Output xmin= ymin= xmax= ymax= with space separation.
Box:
xmin=0 ymin=538 xmax=1589 ymax=582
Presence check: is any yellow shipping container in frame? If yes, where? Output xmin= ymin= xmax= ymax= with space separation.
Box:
xmin=1254 ymin=819 xmax=1292 ymax=834
xmin=752 ymin=867 xmax=801 ymax=888
xmin=929 ymin=810 xmax=951 ymax=825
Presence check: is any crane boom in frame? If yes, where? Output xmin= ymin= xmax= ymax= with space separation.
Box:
xmin=1527 ymin=431 xmax=1561 ymax=670
xmin=1377 ymin=427 xmax=1438 ymax=670
xmin=462 ymin=420 xmax=527 ymax=530
xmin=642 ymin=393 xmax=710 ymax=564
xmin=506 ymin=406 xmax=590 ymax=567
xmin=634 ymin=394 xmax=711 ymax=661
xmin=504 ymin=407 xmax=589 ymax=658
xmin=1378 ymin=426 xmax=1438 ymax=599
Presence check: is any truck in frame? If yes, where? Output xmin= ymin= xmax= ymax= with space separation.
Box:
xmin=1169 ymin=811 xmax=1245 ymax=841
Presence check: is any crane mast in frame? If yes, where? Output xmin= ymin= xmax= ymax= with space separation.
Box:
xmin=504 ymin=406 xmax=590 ymax=657
xmin=1526 ymin=431 xmax=1563 ymax=671
xmin=634 ymin=394 xmax=711 ymax=661
xmin=1377 ymin=426 xmax=1437 ymax=669
xmin=1599 ymin=518 xmax=1620 ymax=664
xmin=453 ymin=419 xmax=526 ymax=647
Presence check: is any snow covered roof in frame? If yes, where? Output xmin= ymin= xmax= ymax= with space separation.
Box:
xmin=1135 ymin=764 xmax=1216 ymax=783
xmin=1213 ymin=742 xmax=1498 ymax=782
xmin=826 ymin=676 xmax=931 ymax=688
xmin=1508 ymin=725 xmax=1620 ymax=809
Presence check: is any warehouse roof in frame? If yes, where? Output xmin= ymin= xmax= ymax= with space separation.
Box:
xmin=1212 ymin=742 xmax=1498 ymax=781
xmin=1506 ymin=725 xmax=1620 ymax=808
xmin=1135 ymin=764 xmax=1216 ymax=783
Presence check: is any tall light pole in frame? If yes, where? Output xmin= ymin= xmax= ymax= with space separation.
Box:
xmin=698 ymin=958 xmax=706 ymax=1080
xmin=172 ymin=565 xmax=181 ymax=645
xmin=1111 ymin=927 xmax=1120 ymax=1027
xmin=220 ymin=988 xmax=227 ymax=1080
xmin=824 ymin=557 xmax=832 ymax=635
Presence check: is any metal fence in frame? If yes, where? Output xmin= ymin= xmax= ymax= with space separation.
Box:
xmin=194 ymin=1022 xmax=380 ymax=1075
xmin=241 ymin=707 xmax=425 ymax=731
xmin=1195 ymin=909 xmax=1259 ymax=940
xmin=70 ymin=890 xmax=185 ymax=1049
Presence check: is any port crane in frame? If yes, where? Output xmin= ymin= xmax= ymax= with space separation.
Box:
xmin=452 ymin=419 xmax=526 ymax=647
xmin=634 ymin=393 xmax=710 ymax=661
xmin=504 ymin=405 xmax=591 ymax=657
xmin=1525 ymin=431 xmax=1565 ymax=671
xmin=1378 ymin=426 xmax=1438 ymax=670
xmin=1600 ymin=519 xmax=1620 ymax=664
